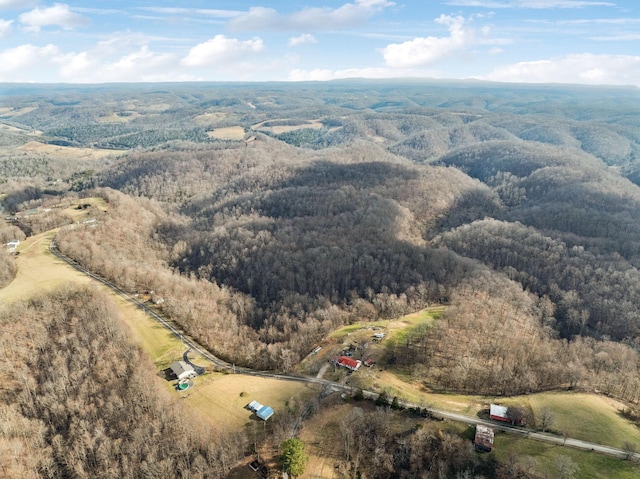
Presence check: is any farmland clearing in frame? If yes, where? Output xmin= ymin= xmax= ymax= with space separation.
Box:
xmin=15 ymin=140 xmax=121 ymax=160
xmin=207 ymin=126 xmax=246 ymax=140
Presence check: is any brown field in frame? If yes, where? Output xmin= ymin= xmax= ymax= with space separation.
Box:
xmin=183 ymin=373 xmax=318 ymax=431
xmin=0 ymin=230 xmax=92 ymax=303
xmin=0 ymin=106 xmax=37 ymax=117
xmin=299 ymin=403 xmax=351 ymax=478
xmin=0 ymin=122 xmax=32 ymax=133
xmin=207 ymin=126 xmax=246 ymax=140
xmin=194 ymin=112 xmax=227 ymax=125
xmin=252 ymin=119 xmax=324 ymax=134
xmin=15 ymin=141 xmax=123 ymax=160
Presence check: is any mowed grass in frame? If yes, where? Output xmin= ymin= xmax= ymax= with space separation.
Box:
xmin=328 ymin=306 xmax=443 ymax=341
xmin=183 ymin=373 xmax=319 ymax=431
xmin=207 ymin=126 xmax=245 ymax=139
xmin=0 ymin=230 xmax=92 ymax=303
xmin=511 ymin=391 xmax=640 ymax=448
xmin=491 ymin=434 xmax=640 ymax=479
xmin=16 ymin=140 xmax=121 ymax=160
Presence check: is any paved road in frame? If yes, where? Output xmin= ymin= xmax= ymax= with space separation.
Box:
xmin=49 ymin=238 xmax=640 ymax=463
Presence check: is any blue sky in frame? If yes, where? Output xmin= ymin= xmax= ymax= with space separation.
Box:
xmin=0 ymin=0 xmax=638 ymax=86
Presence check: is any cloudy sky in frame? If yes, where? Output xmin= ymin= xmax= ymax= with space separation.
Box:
xmin=0 ymin=0 xmax=638 ymax=86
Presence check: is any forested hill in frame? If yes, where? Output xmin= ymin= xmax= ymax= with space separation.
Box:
xmin=3 ymin=80 xmax=640 ymax=397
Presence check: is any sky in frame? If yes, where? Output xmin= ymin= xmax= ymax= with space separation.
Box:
xmin=0 ymin=0 xmax=639 ymax=86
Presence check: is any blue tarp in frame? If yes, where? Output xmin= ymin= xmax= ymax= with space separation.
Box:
xmin=256 ymin=405 xmax=274 ymax=421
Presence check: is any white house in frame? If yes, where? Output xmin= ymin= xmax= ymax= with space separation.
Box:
xmin=170 ymin=360 xmax=196 ymax=380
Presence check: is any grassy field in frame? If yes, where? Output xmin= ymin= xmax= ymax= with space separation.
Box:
xmin=0 ymin=230 xmax=92 ymax=303
xmin=491 ymin=434 xmax=640 ymax=479
xmin=501 ymin=391 xmax=640 ymax=448
xmin=15 ymin=140 xmax=121 ymax=160
xmin=184 ymin=373 xmax=318 ymax=432
xmin=207 ymin=126 xmax=246 ymax=140
xmin=251 ymin=118 xmax=324 ymax=134
xmin=328 ymin=306 xmax=443 ymax=341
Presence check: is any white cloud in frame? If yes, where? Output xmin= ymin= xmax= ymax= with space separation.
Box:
xmin=446 ymin=0 xmax=614 ymax=7
xmin=58 ymin=46 xmax=193 ymax=83
xmin=0 ymin=0 xmax=36 ymax=8
xmin=484 ymin=53 xmax=640 ymax=86
xmin=289 ymin=34 xmax=317 ymax=46
xmin=229 ymin=0 xmax=394 ymax=31
xmin=181 ymin=35 xmax=264 ymax=67
xmin=0 ymin=18 xmax=11 ymax=37
xmin=137 ymin=7 xmax=243 ymax=17
xmin=288 ymin=65 xmax=441 ymax=81
xmin=0 ymin=44 xmax=63 ymax=80
xmin=381 ymin=15 xmax=477 ymax=68
xmin=288 ymin=67 xmax=396 ymax=81
xmin=19 ymin=4 xmax=89 ymax=31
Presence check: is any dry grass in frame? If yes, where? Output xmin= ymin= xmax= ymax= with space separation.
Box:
xmin=0 ymin=122 xmax=30 ymax=133
xmin=15 ymin=141 xmax=122 ymax=160
xmin=298 ymin=403 xmax=354 ymax=478
xmin=207 ymin=126 xmax=246 ymax=140
xmin=183 ymin=373 xmax=318 ymax=431
xmin=0 ymin=106 xmax=37 ymax=117
xmin=194 ymin=112 xmax=227 ymax=125
xmin=0 ymin=230 xmax=92 ymax=303
xmin=252 ymin=119 xmax=324 ymax=134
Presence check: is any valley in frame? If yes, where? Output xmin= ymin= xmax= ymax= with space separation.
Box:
xmin=2 ymin=80 xmax=640 ymax=478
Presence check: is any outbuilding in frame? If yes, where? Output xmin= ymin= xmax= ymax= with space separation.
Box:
xmin=247 ymin=400 xmax=274 ymax=421
xmin=170 ymin=360 xmax=196 ymax=380
xmin=6 ymin=239 xmax=19 ymax=253
xmin=474 ymin=425 xmax=494 ymax=452
xmin=489 ymin=404 xmax=510 ymax=423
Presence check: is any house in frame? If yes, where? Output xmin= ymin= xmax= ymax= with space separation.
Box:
xmin=489 ymin=404 xmax=510 ymax=423
xmin=337 ymin=355 xmax=362 ymax=371
xmin=170 ymin=360 xmax=196 ymax=380
xmin=247 ymin=400 xmax=274 ymax=421
xmin=474 ymin=425 xmax=494 ymax=452
xmin=6 ymin=239 xmax=19 ymax=253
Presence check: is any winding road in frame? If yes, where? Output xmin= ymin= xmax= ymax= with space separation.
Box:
xmin=49 ymin=237 xmax=640 ymax=463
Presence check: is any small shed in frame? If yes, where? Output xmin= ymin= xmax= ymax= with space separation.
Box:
xmin=6 ymin=239 xmax=19 ymax=253
xmin=474 ymin=425 xmax=494 ymax=452
xmin=170 ymin=360 xmax=196 ymax=380
xmin=256 ymin=405 xmax=274 ymax=421
xmin=247 ymin=400 xmax=274 ymax=421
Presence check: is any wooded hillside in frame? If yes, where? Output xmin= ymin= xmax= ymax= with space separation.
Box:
xmin=3 ymin=80 xmax=640 ymax=396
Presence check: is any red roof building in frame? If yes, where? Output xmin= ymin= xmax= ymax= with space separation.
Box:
xmin=337 ymin=356 xmax=362 ymax=371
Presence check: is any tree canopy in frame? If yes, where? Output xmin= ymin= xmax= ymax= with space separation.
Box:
xmin=281 ymin=438 xmax=308 ymax=477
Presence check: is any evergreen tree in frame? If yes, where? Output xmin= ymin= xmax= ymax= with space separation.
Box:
xmin=281 ymin=438 xmax=308 ymax=477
